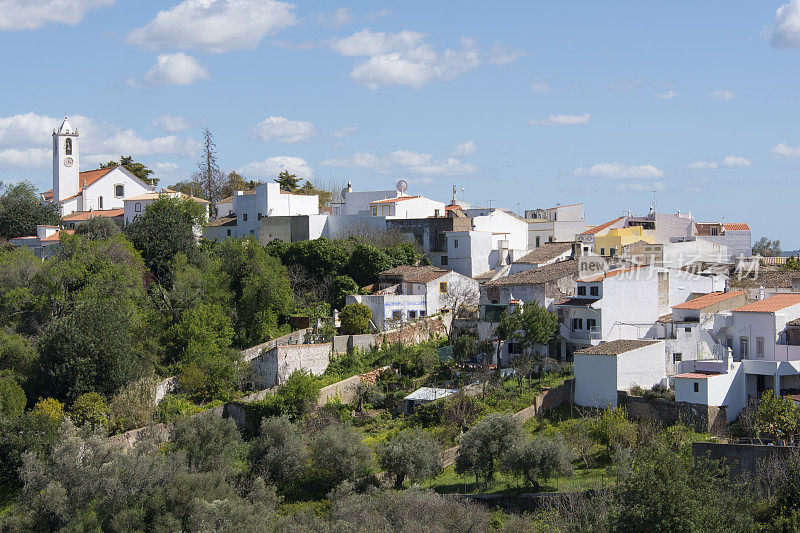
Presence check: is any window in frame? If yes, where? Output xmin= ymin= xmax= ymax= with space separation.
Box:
xmin=371 ymin=206 xmax=377 ymax=216
xmin=685 ymin=327 xmax=692 ymax=333
xmin=577 ymin=286 xmax=587 ymax=296
xmin=409 ymin=310 xmax=417 ymax=319
xmin=227 ymin=229 xmax=231 ymax=236
xmin=535 ymin=236 xmax=541 ymax=247
xmin=242 ymin=213 xmax=248 ymax=221
xmin=441 ymin=256 xmax=448 ymax=266
xmin=134 ymin=202 xmax=142 ymax=212
xmin=572 ymin=318 xmax=583 ymax=330
xmin=590 ymin=286 xmax=599 ymax=296
xmin=548 ymin=236 xmax=554 ymax=243
xmin=673 ymin=352 xmax=682 ymax=363
xmin=711 ymin=227 xmax=719 ymax=236
xmin=258 ymin=213 xmax=262 ymax=220
xmin=250 ymin=230 xmax=254 ymax=235
xmin=114 ymin=184 xmax=124 ymax=197
xmin=508 ymin=342 xmax=522 ymax=355
xmin=419 ymin=310 xmax=426 ymax=317
xmin=757 ymin=337 xmax=764 ymax=357
xmin=693 ymin=382 xmax=699 ymax=393
xmin=609 ymin=248 xmax=616 ymax=257
xmin=587 ymin=318 xmax=597 ymax=330
xmin=392 ymin=311 xmax=402 ymax=320
xmin=65 ymin=138 xmax=72 ymax=155
xmin=454 ymin=239 xmax=458 ymax=249
xmin=600 ymin=248 xmax=605 ymax=256
xmin=439 ymin=282 xmax=448 ymax=293
xmin=726 ymin=337 xmax=733 ymax=349
xmin=98 ymin=196 xmax=103 ymax=209
xmin=740 ymin=337 xmax=749 ymax=358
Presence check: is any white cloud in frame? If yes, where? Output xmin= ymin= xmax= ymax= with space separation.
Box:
xmin=142 ymin=53 xmax=209 ymax=86
xmin=0 ymin=0 xmax=114 ymax=31
xmin=654 ymin=90 xmax=679 ymax=100
xmin=0 ymin=112 xmax=201 ymax=171
xmin=688 ymin=160 xmax=718 ymax=169
xmin=252 ymin=116 xmax=316 ymax=143
xmin=530 ymin=81 xmax=553 ymax=93
xmin=151 ymin=114 xmax=192 ymax=132
xmin=452 ymin=140 xmax=477 ymax=157
xmin=332 ymin=29 xmax=517 ymax=89
xmin=321 ymin=148 xmax=476 ymax=176
xmin=330 ymin=125 xmax=358 ymax=138
xmin=688 ymin=156 xmax=752 ymax=169
xmin=239 ymin=156 xmax=314 ymax=178
xmin=573 ymin=162 xmax=664 ymax=179
xmin=616 ymin=180 xmax=665 ymax=192
xmin=530 ymin=113 xmax=590 ymax=126
xmin=317 ymin=7 xmax=353 ymax=28
xmin=721 ymin=155 xmax=752 ymax=168
xmin=711 ymin=89 xmax=735 ymax=101
xmin=771 ymin=0 xmax=800 ymax=48
xmin=771 ymin=142 xmax=800 ymax=157
xmin=127 ymin=0 xmax=297 ymax=53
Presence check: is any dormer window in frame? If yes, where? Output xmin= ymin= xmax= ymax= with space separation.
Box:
xmin=65 ymin=138 xmax=72 ymax=155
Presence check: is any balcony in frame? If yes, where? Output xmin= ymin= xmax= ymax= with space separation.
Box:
xmin=560 ymin=323 xmax=601 ymax=341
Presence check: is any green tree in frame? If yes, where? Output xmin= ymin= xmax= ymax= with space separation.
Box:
xmin=249 ymin=415 xmax=308 ymax=483
xmin=69 ymin=392 xmax=109 ymax=430
xmin=378 ymin=429 xmax=442 ymax=488
xmin=329 ymin=275 xmax=359 ymax=310
xmin=125 ymin=196 xmax=205 ymax=284
xmin=310 ymin=423 xmax=373 ymax=488
xmin=514 ymin=301 xmax=558 ymax=362
xmin=0 ymin=376 xmax=26 ymax=418
xmin=274 ymin=170 xmax=301 ymax=192
xmin=493 ymin=310 xmax=519 ymax=366
xmin=276 ymin=370 xmax=320 ymax=420
xmin=172 ymin=415 xmax=243 ymax=473
xmin=345 ymin=243 xmax=393 ymax=286
xmin=219 ymin=170 xmax=257 ymax=199
xmin=755 ymin=389 xmax=799 ymax=444
xmin=453 ymin=334 xmax=477 ymax=366
xmin=455 ymin=412 xmax=525 ymax=484
xmin=0 ymin=330 xmax=37 ymax=381
xmin=296 ymin=180 xmax=333 ymax=209
xmin=339 ymin=303 xmax=372 ymax=335
xmin=501 ymin=434 xmax=573 ymax=490
xmin=0 ymin=181 xmax=61 ymax=240
xmin=74 ymin=216 xmax=120 ymax=240
xmin=101 ymin=156 xmax=157 ymax=186
xmin=753 ymin=236 xmax=782 ymax=257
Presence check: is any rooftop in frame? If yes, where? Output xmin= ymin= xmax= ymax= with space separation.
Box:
xmin=733 ymin=293 xmax=800 ymax=313
xmin=207 ymin=215 xmax=237 ymax=227
xmin=577 ymin=265 xmax=645 ymax=283
xmin=485 ymin=259 xmax=577 ymax=287
xmin=404 ymin=387 xmax=458 ymax=401
xmin=673 ymin=371 xmax=723 ymax=379
xmin=580 ymin=217 xmax=624 ymax=235
xmin=575 ymin=339 xmax=661 ymax=356
xmin=553 ymin=297 xmax=596 ymax=307
xmin=126 ymin=189 xmax=209 ymax=203
xmin=379 ymin=265 xmax=450 ymax=283
xmin=62 ymin=208 xmax=125 ymax=222
xmin=514 ymin=242 xmax=572 ymax=264
xmin=42 ymin=166 xmax=126 ymax=202
xmin=370 ymin=195 xmax=420 ymax=204
xmin=724 ymin=223 xmax=750 ymax=231
xmin=672 ymin=290 xmax=748 ymax=310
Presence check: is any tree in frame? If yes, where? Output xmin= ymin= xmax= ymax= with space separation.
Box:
xmin=0 ymin=181 xmax=61 ymax=240
xmin=591 ymin=407 xmax=637 ymax=455
xmin=755 ymin=389 xmax=799 ymax=444
xmin=0 ymin=376 xmax=26 ymax=418
xmin=441 ymin=390 xmax=483 ymax=432
xmin=753 ymin=237 xmax=782 ymax=257
xmin=69 ymin=392 xmax=109 ymax=430
xmin=502 ymin=434 xmax=573 ymax=491
xmin=330 ymin=275 xmax=359 ymax=310
xmin=340 ymin=303 xmax=372 ymax=335
xmin=101 ymin=156 xmax=157 ymax=186
xmin=219 ymin=171 xmax=257 ymax=199
xmin=345 ymin=243 xmax=392 ymax=286
xmin=493 ymin=310 xmax=519 ymax=367
xmin=274 ymin=170 xmax=301 ymax=192
xmin=249 ymin=415 xmax=308 ymax=483
xmin=439 ymin=277 xmax=479 ymax=325
xmin=276 ymin=370 xmax=320 ymax=420
xmin=192 ymin=128 xmax=225 ymax=203
xmin=172 ymin=415 xmax=243 ymax=473
xmin=74 ymin=216 xmax=120 ymax=240
xmin=455 ymin=413 xmax=525 ymax=484
xmin=108 ymin=377 xmax=157 ymax=433
xmin=514 ymin=301 xmax=558 ymax=363
xmin=125 ymin=196 xmax=204 ymax=284
xmin=310 ymin=423 xmax=373 ymax=487
xmin=453 ymin=334 xmax=477 ymax=366
xmin=0 ymin=330 xmax=37 ymax=381
xmin=379 ymin=429 xmax=442 ymax=488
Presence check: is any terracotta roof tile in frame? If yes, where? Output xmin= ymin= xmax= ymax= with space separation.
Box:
xmin=673 ymin=371 xmax=722 ymax=379
xmin=370 ymin=196 xmax=420 ymax=204
xmin=723 ymin=223 xmax=750 ymax=231
xmin=485 ymin=259 xmax=577 ymax=287
xmin=515 ymin=242 xmax=572 ymax=264
xmin=577 ymin=265 xmax=645 ymax=283
xmin=553 ymin=297 xmax=596 ymax=307
xmin=733 ymin=294 xmax=800 ymax=313
xmin=379 ymin=265 xmax=449 ymax=283
xmin=575 ymin=339 xmax=661 ymax=356
xmin=546 ymin=202 xmax=582 ymax=210
xmin=62 ymin=208 xmax=124 ymax=222
xmin=207 ymin=215 xmax=237 ymax=227
xmin=580 ymin=217 xmax=624 ymax=235
xmin=672 ymin=291 xmax=748 ymax=310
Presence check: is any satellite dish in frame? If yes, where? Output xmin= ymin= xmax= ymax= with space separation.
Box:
xmin=396 ymin=179 xmax=408 ymax=194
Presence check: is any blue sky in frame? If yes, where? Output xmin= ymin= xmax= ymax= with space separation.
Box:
xmin=2 ymin=1 xmax=800 ymax=246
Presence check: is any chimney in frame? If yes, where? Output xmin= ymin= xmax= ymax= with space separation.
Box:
xmin=759 ymin=286 xmax=765 ymax=301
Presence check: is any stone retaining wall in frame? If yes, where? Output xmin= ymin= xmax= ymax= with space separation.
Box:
xmin=618 ymin=392 xmax=727 ymax=435
xmin=692 ymin=442 xmax=795 ymax=477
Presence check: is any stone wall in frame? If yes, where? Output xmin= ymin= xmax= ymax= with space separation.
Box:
xmin=251 ymin=342 xmax=332 ymax=389
xmin=376 ymin=313 xmax=450 ymax=346
xmin=618 ymin=391 xmax=727 ymax=435
xmin=692 ymin=442 xmax=795 ymax=477
xmin=240 ymin=328 xmax=311 ymax=362
xmin=332 ymin=334 xmax=377 ymax=354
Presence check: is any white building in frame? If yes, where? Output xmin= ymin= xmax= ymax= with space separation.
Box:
xmin=508 ymin=242 xmax=574 ymax=275
xmin=444 ymin=208 xmax=529 ymax=277
xmin=526 ymin=203 xmax=587 ymax=249
xmin=42 ymin=117 xmax=154 ymax=216
xmin=674 ymin=293 xmax=800 ymax=419
xmin=694 ymin=222 xmax=752 ymax=260
xmin=574 ymin=339 xmax=666 ymax=408
xmin=9 ymin=225 xmax=74 ymax=259
xmin=555 ymin=265 xmax=725 ymax=360
xmin=123 ymin=188 xmax=210 ymax=225
xmin=347 ymin=265 xmax=478 ymax=331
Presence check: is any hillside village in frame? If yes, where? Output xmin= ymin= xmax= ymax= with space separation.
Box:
xmin=2 ymin=118 xmax=800 ymax=530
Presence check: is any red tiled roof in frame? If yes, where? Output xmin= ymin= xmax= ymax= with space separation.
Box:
xmin=41 ymin=229 xmax=75 ymax=242
xmin=42 ymin=166 xmax=120 ymax=202
xmin=672 ymin=291 xmax=748 ymax=310
xmin=370 ymin=196 xmax=420 ymax=204
xmin=62 ymin=208 xmax=125 ymax=222
xmin=723 ymin=223 xmax=750 ymax=231
xmin=577 ymin=265 xmax=645 ymax=283
xmin=580 ymin=217 xmax=624 ymax=235
xmin=733 ymin=293 xmax=800 ymax=313
xmin=673 ymin=371 xmax=722 ymax=379
xmin=546 ymin=202 xmax=582 ymax=210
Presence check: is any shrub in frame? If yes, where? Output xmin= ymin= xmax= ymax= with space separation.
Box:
xmin=379 ymin=429 xmax=442 ymax=488
xmin=339 ymin=303 xmax=372 ymax=335
xmin=592 ymin=407 xmax=637 ymax=455
xmin=277 ymin=370 xmax=320 ymax=421
xmin=172 ymin=415 xmax=243 ymax=473
xmin=70 ymin=392 xmax=109 ymax=430
xmin=0 ymin=376 xmax=26 ymax=419
xmin=155 ymin=393 xmax=205 ymax=424
xmin=310 ymin=423 xmax=373 ymax=488
xmin=108 ymin=377 xmax=157 ymax=433
xmin=249 ymin=416 xmax=308 ymax=484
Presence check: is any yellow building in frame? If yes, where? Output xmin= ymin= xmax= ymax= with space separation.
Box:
xmin=593 ymin=226 xmax=655 ymax=256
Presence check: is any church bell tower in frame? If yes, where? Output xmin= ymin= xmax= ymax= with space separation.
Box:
xmin=53 ymin=116 xmax=79 ymax=205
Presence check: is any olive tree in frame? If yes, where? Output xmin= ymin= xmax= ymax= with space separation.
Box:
xmin=378 ymin=429 xmax=442 ymax=488
xmin=455 ymin=413 xmax=525 ymax=484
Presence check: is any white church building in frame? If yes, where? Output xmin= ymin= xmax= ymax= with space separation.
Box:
xmin=41 ymin=117 xmax=155 ymax=216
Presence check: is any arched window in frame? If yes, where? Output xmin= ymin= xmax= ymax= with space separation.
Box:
xmin=134 ymin=202 xmax=141 ymax=212
xmin=98 ymin=196 xmax=103 ymax=209
xmin=65 ymin=138 xmax=72 ymax=155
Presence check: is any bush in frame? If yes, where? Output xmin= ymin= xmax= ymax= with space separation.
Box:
xmin=249 ymin=416 xmax=308 ymax=484
xmin=277 ymin=370 xmax=320 ymax=421
xmin=108 ymin=377 xmax=157 ymax=433
xmin=69 ymin=392 xmax=109 ymax=430
xmin=592 ymin=407 xmax=637 ymax=455
xmin=340 ymin=303 xmax=372 ymax=335
xmin=172 ymin=415 xmax=243 ymax=473
xmin=0 ymin=376 xmax=25 ymax=419
xmin=155 ymin=393 xmax=205 ymax=424
xmin=310 ymin=423 xmax=373 ymax=488
xmin=74 ymin=216 xmax=121 ymax=240
xmin=379 ymin=429 xmax=442 ymax=488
